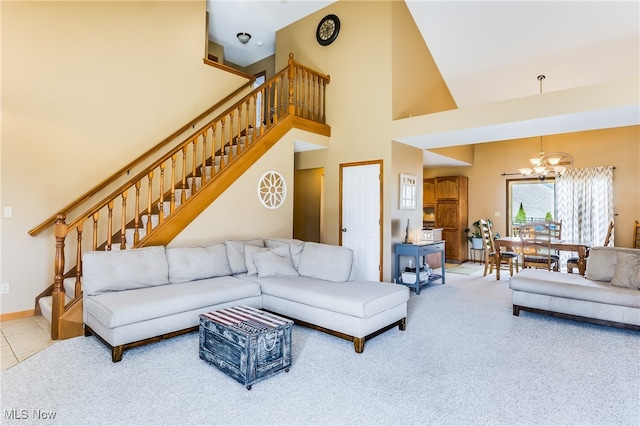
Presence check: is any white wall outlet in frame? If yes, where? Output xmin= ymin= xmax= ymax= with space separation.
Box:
xmin=0 ymin=283 xmax=9 ymax=294
xmin=494 ymin=211 xmax=501 ymax=217
xmin=3 ymin=207 xmax=12 ymax=217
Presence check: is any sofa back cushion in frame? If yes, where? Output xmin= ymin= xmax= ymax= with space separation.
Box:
xmin=297 ymin=242 xmax=354 ymax=282
xmin=586 ymin=246 xmax=640 ymax=283
xmin=264 ymin=238 xmax=306 ymax=270
xmin=166 ymin=243 xmax=232 ymax=284
xmin=244 ymin=245 xmax=269 ymax=276
xmin=253 ymin=245 xmax=299 ymax=278
xmin=585 ymin=247 xmax=618 ymax=282
xmin=224 ymin=239 xmax=264 ymax=274
xmin=610 ymin=251 xmax=640 ymax=290
xmin=83 ymin=246 xmax=169 ymax=296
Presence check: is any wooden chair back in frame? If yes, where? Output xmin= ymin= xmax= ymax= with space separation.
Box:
xmin=567 ymin=220 xmax=615 ymax=273
xmin=519 ymin=222 xmax=559 ymax=271
xmin=481 ymin=219 xmax=519 ymax=277
xmin=635 ymin=221 xmax=640 ymax=249
xmin=479 ymin=219 xmax=495 ymax=275
xmin=549 ymin=220 xmax=562 ymax=240
xmin=603 ymin=221 xmax=614 ymax=247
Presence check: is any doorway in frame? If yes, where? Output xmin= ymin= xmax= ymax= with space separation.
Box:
xmin=293 ymin=168 xmax=324 ymax=243
xmin=340 ymin=161 xmax=383 ymax=281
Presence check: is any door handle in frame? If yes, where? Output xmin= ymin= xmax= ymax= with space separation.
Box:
xmin=342 ymin=228 xmax=347 ymax=232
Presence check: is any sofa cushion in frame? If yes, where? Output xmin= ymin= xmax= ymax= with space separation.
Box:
xmin=244 ymin=245 xmax=269 ymax=276
xmin=297 ymin=242 xmax=354 ymax=282
xmin=585 ymin=247 xmax=619 ymax=282
xmin=253 ymin=246 xmax=299 ymax=278
xmin=610 ymin=251 xmax=640 ymax=290
xmin=84 ymin=276 xmax=262 ymax=328
xmin=83 ymin=246 xmax=169 ymax=296
xmin=224 ymin=239 xmax=264 ymax=274
xmin=509 ymin=268 xmax=640 ymax=309
xmin=252 ymin=276 xmax=409 ymax=318
xmin=264 ymin=238 xmax=306 ymax=269
xmin=165 ymin=243 xmax=232 ymax=284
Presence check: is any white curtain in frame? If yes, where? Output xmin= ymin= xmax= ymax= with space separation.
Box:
xmin=555 ymin=166 xmax=614 ymax=265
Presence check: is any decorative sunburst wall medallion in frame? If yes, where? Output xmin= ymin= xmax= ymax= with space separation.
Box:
xmin=257 ymin=171 xmax=287 ymax=209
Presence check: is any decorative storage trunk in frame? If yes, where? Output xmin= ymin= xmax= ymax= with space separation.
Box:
xmin=199 ymin=305 xmax=293 ymax=390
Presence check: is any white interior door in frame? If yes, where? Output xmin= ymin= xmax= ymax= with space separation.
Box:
xmin=341 ymin=163 xmax=381 ymax=281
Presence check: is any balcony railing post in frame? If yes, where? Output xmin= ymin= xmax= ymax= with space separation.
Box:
xmin=287 ymin=53 xmax=295 ymax=116
xmin=51 ymin=213 xmax=68 ymax=340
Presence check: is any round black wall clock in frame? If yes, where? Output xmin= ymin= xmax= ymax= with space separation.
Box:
xmin=316 ymin=14 xmax=340 ymax=46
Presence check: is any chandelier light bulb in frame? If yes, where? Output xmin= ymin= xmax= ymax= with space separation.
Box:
xmin=547 ymin=156 xmax=562 ymax=166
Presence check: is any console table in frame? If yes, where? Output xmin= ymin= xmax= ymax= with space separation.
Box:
xmin=394 ymin=241 xmax=445 ymax=294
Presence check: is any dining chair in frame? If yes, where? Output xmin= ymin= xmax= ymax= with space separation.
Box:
xmin=519 ymin=222 xmax=559 ymax=272
xmin=635 ymin=221 xmax=640 ymax=249
xmin=480 ymin=219 xmax=519 ymax=277
xmin=549 ymin=220 xmax=562 ymax=240
xmin=567 ymin=221 xmax=614 ymax=273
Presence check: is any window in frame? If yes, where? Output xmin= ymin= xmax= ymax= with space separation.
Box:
xmin=506 ymin=178 xmax=556 ymax=235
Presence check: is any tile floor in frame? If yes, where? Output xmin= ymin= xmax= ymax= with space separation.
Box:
xmin=1 ymin=316 xmax=55 ymax=371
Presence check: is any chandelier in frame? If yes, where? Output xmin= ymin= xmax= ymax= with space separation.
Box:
xmin=519 ymin=75 xmax=574 ymax=181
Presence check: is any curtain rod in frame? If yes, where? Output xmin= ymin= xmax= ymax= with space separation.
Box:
xmin=501 ymin=166 xmax=616 ymax=176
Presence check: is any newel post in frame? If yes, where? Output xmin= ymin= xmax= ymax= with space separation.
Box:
xmin=51 ymin=213 xmax=67 ymax=340
xmin=287 ymin=53 xmax=295 ymax=116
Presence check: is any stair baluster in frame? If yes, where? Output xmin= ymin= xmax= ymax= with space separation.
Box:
xmin=106 ymin=201 xmax=114 ymax=250
xmin=75 ymin=223 xmax=83 ymax=298
xmin=170 ymin=156 xmax=177 ymax=215
xmin=51 ymin=214 xmax=67 ymax=340
xmin=134 ymin=182 xmax=141 ymax=245
xmin=158 ymin=163 xmax=165 ymax=224
xmin=120 ymin=190 xmax=128 ymax=250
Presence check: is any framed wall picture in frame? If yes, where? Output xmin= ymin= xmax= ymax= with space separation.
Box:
xmin=399 ymin=173 xmax=417 ymax=210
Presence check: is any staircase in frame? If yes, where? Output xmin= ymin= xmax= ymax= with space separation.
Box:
xmin=31 ymin=54 xmax=331 ymax=340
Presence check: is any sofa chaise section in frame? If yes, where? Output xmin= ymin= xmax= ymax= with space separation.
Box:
xmin=241 ymin=240 xmax=410 ymax=353
xmin=254 ymin=276 xmax=408 ymax=353
xmin=509 ymin=246 xmax=640 ymax=330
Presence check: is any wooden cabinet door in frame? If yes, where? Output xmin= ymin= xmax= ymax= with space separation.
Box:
xmin=441 ymin=229 xmax=460 ymax=259
xmin=435 ymin=201 xmax=459 ymax=228
xmin=435 ymin=176 xmax=460 ymax=200
xmin=423 ymin=178 xmax=435 ymax=205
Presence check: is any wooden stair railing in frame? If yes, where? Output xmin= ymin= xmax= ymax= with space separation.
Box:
xmin=28 ymin=80 xmax=256 ymax=238
xmin=38 ymin=54 xmax=330 ymax=340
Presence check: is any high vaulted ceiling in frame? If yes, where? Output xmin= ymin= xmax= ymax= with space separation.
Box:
xmin=206 ymin=1 xmax=639 ymax=165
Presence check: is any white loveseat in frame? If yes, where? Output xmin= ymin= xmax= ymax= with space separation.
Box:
xmin=82 ymin=239 xmax=410 ymax=362
xmin=509 ymin=246 xmax=640 ymax=329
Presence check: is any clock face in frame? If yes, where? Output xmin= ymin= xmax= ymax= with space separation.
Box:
xmin=316 ymin=14 xmax=340 ymax=46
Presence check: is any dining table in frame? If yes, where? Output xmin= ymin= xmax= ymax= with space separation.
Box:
xmin=495 ymin=236 xmax=591 ymax=280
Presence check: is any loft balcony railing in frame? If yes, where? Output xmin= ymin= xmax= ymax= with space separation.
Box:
xmin=31 ymin=54 xmax=330 ymax=339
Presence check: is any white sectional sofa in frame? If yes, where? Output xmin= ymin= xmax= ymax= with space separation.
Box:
xmin=509 ymin=246 xmax=640 ymax=330
xmin=82 ymin=239 xmax=409 ymax=362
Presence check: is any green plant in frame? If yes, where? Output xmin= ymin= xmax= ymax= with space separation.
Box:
xmin=467 ymin=219 xmax=492 ymax=241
